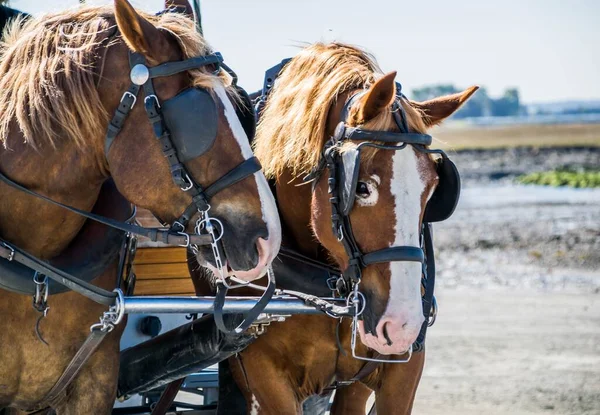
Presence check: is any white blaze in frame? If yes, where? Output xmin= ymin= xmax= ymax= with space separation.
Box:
xmin=212 ymin=84 xmax=282 ymax=258
xmin=385 ymin=147 xmax=425 ymax=324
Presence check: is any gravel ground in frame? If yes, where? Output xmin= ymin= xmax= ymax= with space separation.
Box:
xmin=412 ymin=147 xmax=600 ymax=415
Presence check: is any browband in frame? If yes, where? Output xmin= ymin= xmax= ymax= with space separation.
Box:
xmin=362 ymin=246 xmax=425 ymax=266
xmin=345 ymin=128 xmax=433 ymax=146
xmin=148 ymin=54 xmax=223 ymax=78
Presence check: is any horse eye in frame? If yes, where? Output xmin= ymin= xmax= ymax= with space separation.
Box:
xmin=356 ymin=181 xmax=370 ymax=196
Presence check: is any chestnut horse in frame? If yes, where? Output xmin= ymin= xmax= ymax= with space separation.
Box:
xmin=0 ymin=1 xmax=280 ymax=413
xmin=192 ymin=42 xmax=477 ymax=414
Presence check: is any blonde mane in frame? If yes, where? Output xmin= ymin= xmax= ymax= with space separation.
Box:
xmin=0 ymin=5 xmax=228 ymax=150
xmin=254 ymin=42 xmax=427 ymax=180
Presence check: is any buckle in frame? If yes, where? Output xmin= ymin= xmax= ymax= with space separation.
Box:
xmin=144 ymin=94 xmax=161 ymax=108
xmin=180 ymin=173 xmax=194 ymax=192
xmin=171 ymin=221 xmax=190 ymax=247
xmin=120 ymin=91 xmax=137 ymax=109
xmin=1 ymin=242 xmax=15 ymax=261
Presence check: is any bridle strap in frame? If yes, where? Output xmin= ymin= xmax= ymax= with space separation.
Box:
xmin=414 ymin=223 xmax=436 ymax=351
xmin=362 ymin=246 xmax=425 ymax=265
xmin=345 ymin=129 xmax=433 ymax=145
xmin=204 ymin=157 xmax=262 ymax=199
xmin=147 ymin=53 xmax=222 ymax=78
xmin=104 ymin=52 xmax=146 ymax=156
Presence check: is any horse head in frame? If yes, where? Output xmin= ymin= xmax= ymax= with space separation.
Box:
xmin=104 ymin=0 xmax=280 ymax=281
xmin=255 ymin=43 xmax=476 ymax=355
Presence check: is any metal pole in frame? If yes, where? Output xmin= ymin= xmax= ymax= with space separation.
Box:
xmin=122 ymin=295 xmax=352 ymax=316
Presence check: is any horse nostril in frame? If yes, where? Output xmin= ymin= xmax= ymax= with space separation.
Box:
xmin=382 ymin=322 xmax=393 ymax=346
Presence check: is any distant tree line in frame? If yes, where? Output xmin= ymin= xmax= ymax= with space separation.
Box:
xmin=410 ymin=85 xmax=524 ymax=118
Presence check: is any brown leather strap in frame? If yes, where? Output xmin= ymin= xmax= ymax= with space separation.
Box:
xmin=349 ymin=354 xmax=388 ymax=383
xmin=32 ymin=329 xmax=108 ymax=410
xmin=326 ymin=353 xmax=389 ymax=391
xmin=151 ymin=378 xmax=186 ymax=415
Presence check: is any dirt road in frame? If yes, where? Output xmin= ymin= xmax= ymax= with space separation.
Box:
xmin=413 ymin=290 xmax=600 ymax=415
xmin=412 ymin=146 xmax=600 ymax=415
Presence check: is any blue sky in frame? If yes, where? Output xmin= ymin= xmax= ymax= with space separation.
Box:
xmin=9 ymin=0 xmax=600 ymax=103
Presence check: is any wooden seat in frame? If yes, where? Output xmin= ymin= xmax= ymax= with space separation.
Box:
xmin=132 ymin=209 xmax=194 ymax=295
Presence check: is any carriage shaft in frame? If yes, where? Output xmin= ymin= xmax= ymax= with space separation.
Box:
xmin=122 ymin=295 xmax=352 ymax=316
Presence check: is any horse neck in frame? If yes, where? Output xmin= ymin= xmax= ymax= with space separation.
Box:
xmin=275 ymin=169 xmax=323 ymax=258
xmin=0 ymin=136 xmax=106 ymax=258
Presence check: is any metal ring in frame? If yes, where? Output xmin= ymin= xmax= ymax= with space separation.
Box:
xmin=197 ymin=217 xmax=224 ymax=243
xmin=112 ymin=288 xmax=126 ymax=326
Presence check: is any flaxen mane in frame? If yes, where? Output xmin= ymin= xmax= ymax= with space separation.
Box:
xmin=0 ymin=5 xmax=228 ymax=150
xmin=254 ymin=42 xmax=427 ymax=179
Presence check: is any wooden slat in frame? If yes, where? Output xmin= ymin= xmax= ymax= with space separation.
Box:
xmin=134 ymin=263 xmax=190 ymax=279
xmin=134 ymin=247 xmax=188 ymax=265
xmin=134 ymin=278 xmax=195 ymax=295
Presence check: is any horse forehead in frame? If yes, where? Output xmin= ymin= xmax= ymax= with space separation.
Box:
xmin=389 ymin=148 xmax=428 ymax=216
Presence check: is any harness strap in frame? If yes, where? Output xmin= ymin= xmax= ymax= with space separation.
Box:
xmin=213 ymin=275 xmax=276 ymax=335
xmin=325 ymin=353 xmax=389 ymax=391
xmin=0 ymin=170 xmax=211 ymax=247
xmin=0 ymin=242 xmax=116 ymax=305
xmin=204 ymin=157 xmax=262 ymax=199
xmin=31 ymin=329 xmax=109 ymax=411
xmin=150 ymin=378 xmax=186 ymax=415
xmin=349 ymin=354 xmax=388 ymax=382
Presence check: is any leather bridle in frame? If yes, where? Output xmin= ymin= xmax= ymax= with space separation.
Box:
xmin=305 ymin=86 xmax=444 ymax=362
xmin=104 ymin=51 xmax=262 ymax=256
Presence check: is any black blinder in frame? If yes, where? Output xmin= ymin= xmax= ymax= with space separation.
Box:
xmin=338 ymin=147 xmax=361 ymax=216
xmin=232 ymin=85 xmax=257 ymax=142
xmin=423 ymin=155 xmax=461 ymax=223
xmin=161 ymin=88 xmax=218 ymax=162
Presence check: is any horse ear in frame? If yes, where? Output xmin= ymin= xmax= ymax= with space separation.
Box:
xmin=355 ymin=71 xmax=397 ymax=124
xmin=411 ymin=86 xmax=479 ymax=127
xmin=165 ymin=0 xmax=194 ymax=17
xmin=114 ymin=0 xmax=167 ymax=64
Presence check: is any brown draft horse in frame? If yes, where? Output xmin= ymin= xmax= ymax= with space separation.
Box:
xmin=0 ymin=1 xmax=280 ymax=413
xmin=192 ymin=42 xmax=477 ymax=414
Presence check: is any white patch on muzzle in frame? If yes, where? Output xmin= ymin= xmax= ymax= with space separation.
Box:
xmin=212 ymin=84 xmax=282 ymax=268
